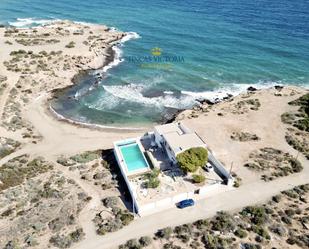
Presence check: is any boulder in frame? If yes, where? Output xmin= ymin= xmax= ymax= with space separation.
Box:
xmin=247 ymin=86 xmax=257 ymax=92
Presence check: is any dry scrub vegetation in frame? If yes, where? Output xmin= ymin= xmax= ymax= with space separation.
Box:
xmin=0 ymin=155 xmax=91 ymax=248
xmin=119 ymin=184 xmax=309 ymax=249
xmin=244 ymin=147 xmax=302 ymax=181
xmin=282 ymin=93 xmax=309 ymax=159
xmin=58 ymin=150 xmax=135 ymax=236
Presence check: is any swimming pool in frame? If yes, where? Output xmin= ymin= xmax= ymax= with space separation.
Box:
xmin=119 ymin=142 xmax=150 ymax=173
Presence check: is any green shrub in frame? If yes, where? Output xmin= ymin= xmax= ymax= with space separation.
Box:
xmin=49 ymin=228 xmax=84 ymax=248
xmin=139 ymin=236 xmax=152 ymax=247
xmin=211 ymin=211 xmax=235 ymax=232
xmin=115 ymin=210 xmax=134 ymax=226
xmin=70 ymin=151 xmax=98 ymax=163
xmin=156 ymin=227 xmax=173 ymax=239
xmin=65 ymin=41 xmax=75 ymax=48
xmin=174 ymin=224 xmax=193 ymax=237
xmin=145 ymin=177 xmax=160 ymax=188
xmin=252 ymin=225 xmax=270 ymax=240
xmin=281 ymin=215 xmax=292 ymax=225
xmin=281 ymin=189 xmax=298 ymax=198
xmin=176 ymin=147 xmax=208 ymax=173
xmin=289 ymin=158 xmax=303 ymax=173
xmin=102 ymin=196 xmax=119 ymax=208
xmin=0 ymin=146 xmax=14 ymax=159
xmin=241 ymin=243 xmax=262 ymax=249
xmin=272 ymin=194 xmax=282 ymax=203
xmin=57 ymin=156 xmax=75 ymax=166
xmin=123 ymin=239 xmax=141 ymax=249
xmin=234 ymin=228 xmax=248 ymax=238
xmin=287 ymin=94 xmax=309 ymax=131
xmin=69 ymin=228 xmax=85 ymax=243
xmin=269 ymin=223 xmax=286 ymax=236
xmin=193 ymin=219 xmax=209 ymax=230
xmin=233 ymin=181 xmax=240 ymax=188
xmin=144 ymin=169 xmax=160 ymax=188
xmin=241 ymin=206 xmax=267 ymax=225
xmin=201 ymin=233 xmax=231 ymax=249
xmin=192 ymin=174 xmax=205 ymax=184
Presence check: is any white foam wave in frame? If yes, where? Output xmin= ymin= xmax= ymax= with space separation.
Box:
xmin=182 ymin=82 xmax=282 ymax=102
xmin=102 ymin=84 xmax=195 ymax=109
xmin=121 ymin=32 xmax=141 ymax=43
xmin=98 ymin=81 xmax=283 ymax=111
xmin=95 ymin=31 xmax=141 ymax=75
xmin=9 ymin=18 xmax=59 ymax=28
xmin=100 ymin=46 xmax=123 ymax=73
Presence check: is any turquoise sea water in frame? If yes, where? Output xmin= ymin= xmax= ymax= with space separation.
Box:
xmin=1 ymin=0 xmax=309 ymax=127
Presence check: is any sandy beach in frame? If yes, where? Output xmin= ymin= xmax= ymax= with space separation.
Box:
xmin=0 ymin=20 xmax=308 ymax=249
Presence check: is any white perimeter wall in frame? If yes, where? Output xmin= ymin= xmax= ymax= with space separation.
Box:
xmin=113 ymin=147 xmax=140 ymax=213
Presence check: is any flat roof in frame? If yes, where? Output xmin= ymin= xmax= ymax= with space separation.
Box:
xmin=154 ymin=123 xmax=206 ymax=154
xmin=154 ymin=123 xmax=184 ymax=136
xmin=164 ymin=132 xmax=205 ymax=154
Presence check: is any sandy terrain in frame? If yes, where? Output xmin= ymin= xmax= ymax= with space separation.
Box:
xmin=0 ymin=20 xmax=308 ymax=249
xmin=0 ymin=20 xmax=143 ymax=249
xmin=178 ymin=86 xmax=308 ymax=183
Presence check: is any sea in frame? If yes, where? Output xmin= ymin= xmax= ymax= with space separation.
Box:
xmin=1 ymin=0 xmax=308 ymax=128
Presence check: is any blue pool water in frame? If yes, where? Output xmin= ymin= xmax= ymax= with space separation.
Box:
xmin=119 ymin=143 xmax=149 ymax=172
xmin=0 ymin=0 xmax=308 ymax=127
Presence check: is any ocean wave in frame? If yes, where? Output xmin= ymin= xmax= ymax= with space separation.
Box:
xmin=88 ymin=81 xmax=284 ymax=112
xmin=182 ymin=81 xmax=283 ymax=101
xmin=102 ymin=84 xmax=195 ymax=109
xmin=102 ymin=46 xmax=124 ymax=73
xmin=8 ymin=17 xmax=59 ymax=28
xmin=121 ymin=31 xmax=141 ymax=42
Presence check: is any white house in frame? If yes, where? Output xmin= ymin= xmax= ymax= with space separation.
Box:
xmin=154 ymin=122 xmax=207 ymax=164
xmin=113 ymin=122 xmax=233 ymax=215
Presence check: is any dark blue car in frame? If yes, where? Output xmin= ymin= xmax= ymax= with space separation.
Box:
xmin=177 ymin=199 xmax=195 ymax=209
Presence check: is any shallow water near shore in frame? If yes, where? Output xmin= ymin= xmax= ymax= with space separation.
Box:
xmin=1 ymin=0 xmax=309 ymax=127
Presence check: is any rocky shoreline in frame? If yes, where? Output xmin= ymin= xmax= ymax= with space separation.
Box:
xmin=0 ymin=19 xmax=308 ymax=249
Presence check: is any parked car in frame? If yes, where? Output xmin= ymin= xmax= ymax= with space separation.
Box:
xmin=177 ymin=199 xmax=195 ymax=209
xmin=203 ymin=162 xmax=214 ymax=172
